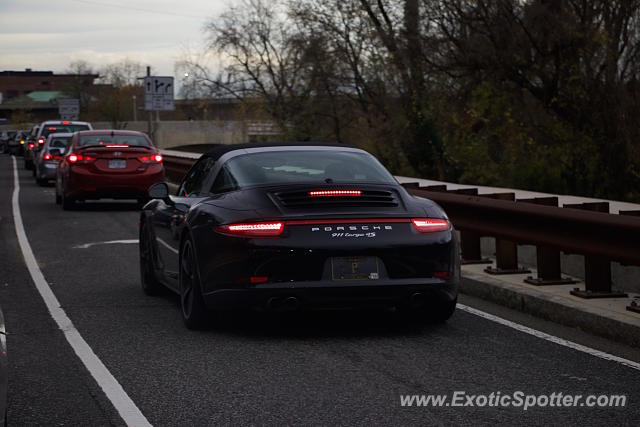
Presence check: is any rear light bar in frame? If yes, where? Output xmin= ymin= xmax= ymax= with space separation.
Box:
xmin=139 ymin=154 xmax=162 ymax=163
xmin=216 ymin=222 xmax=284 ymax=237
xmin=68 ymin=154 xmax=96 ymax=163
xmin=106 ymin=144 xmax=130 ymax=148
xmin=411 ymin=218 xmax=451 ymax=233
xmin=217 ymin=218 xmax=450 ymax=237
xmin=309 ymin=190 xmax=362 ymax=197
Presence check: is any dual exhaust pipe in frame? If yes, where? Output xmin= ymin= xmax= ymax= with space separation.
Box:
xmin=266 ymin=296 xmax=300 ymax=311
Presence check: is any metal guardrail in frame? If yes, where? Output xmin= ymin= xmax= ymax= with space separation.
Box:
xmin=161 ymin=150 xmax=640 ymax=304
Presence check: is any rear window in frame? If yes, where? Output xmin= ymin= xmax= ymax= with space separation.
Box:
xmin=41 ymin=124 xmax=90 ymax=138
xmin=211 ymin=149 xmax=396 ymax=192
xmin=77 ymin=134 xmax=151 ymax=147
xmin=50 ymin=137 xmax=71 ymax=149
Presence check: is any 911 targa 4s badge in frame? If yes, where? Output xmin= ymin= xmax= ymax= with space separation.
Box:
xmin=139 ymin=143 xmax=460 ymax=329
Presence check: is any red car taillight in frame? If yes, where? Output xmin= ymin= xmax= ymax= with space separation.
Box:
xmin=43 ymin=153 xmax=53 ymax=160
xmin=216 ymin=221 xmax=284 ymax=237
xmin=411 ymin=218 xmax=451 ymax=233
xmin=37 ymin=137 xmax=45 ymax=145
xmin=28 ymin=143 xmax=35 ymax=149
xmin=68 ymin=154 xmax=96 ymax=164
xmin=138 ymin=154 xmax=163 ymax=163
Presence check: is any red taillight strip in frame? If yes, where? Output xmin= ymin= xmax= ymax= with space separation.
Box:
xmin=106 ymin=144 xmax=130 ymax=148
xmin=216 ymin=221 xmax=284 ymax=237
xmin=285 ymin=218 xmax=411 ymax=225
xmin=309 ymin=190 xmax=362 ymax=197
xmin=411 ymin=218 xmax=451 ymax=233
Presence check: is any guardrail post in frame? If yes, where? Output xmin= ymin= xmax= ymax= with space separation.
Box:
xmin=519 ymin=197 xmax=578 ymax=286
xmin=449 ymin=188 xmax=492 ymax=265
xmin=564 ymin=202 xmax=628 ymax=299
xmin=620 ymin=210 xmax=640 ymax=312
xmin=483 ymin=192 xmax=531 ymax=275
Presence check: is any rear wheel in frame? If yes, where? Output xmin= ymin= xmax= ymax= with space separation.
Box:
xmin=55 ymin=183 xmax=61 ymax=204
xmin=179 ymin=238 xmax=209 ymax=329
xmin=61 ymin=187 xmax=75 ymax=210
xmin=36 ymin=168 xmax=47 ymax=186
xmin=140 ymin=223 xmax=163 ymax=296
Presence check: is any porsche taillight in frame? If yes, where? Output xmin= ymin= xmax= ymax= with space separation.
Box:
xmin=411 ymin=218 xmax=451 ymax=233
xmin=216 ymin=221 xmax=284 ymax=237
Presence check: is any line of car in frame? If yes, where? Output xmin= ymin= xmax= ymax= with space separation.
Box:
xmin=6 ymin=120 xmax=165 ymax=209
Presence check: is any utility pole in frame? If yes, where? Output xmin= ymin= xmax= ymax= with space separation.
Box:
xmin=147 ymin=66 xmax=152 ymax=138
xmin=132 ymin=95 xmax=137 ymax=122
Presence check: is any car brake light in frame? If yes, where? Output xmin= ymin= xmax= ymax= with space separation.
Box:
xmin=139 ymin=154 xmax=162 ymax=163
xmin=309 ymin=190 xmax=362 ymax=197
xmin=38 ymin=137 xmax=45 ymax=145
xmin=68 ymin=154 xmax=96 ymax=163
xmin=62 ymin=121 xmax=70 ymax=124
xmin=216 ymin=221 xmax=284 ymax=237
xmin=43 ymin=153 xmax=53 ymax=160
xmin=250 ymin=276 xmax=269 ymax=284
xmin=28 ymin=143 xmax=34 ymax=149
xmin=106 ymin=144 xmax=129 ymax=148
xmin=411 ymin=218 xmax=451 ymax=233
xmin=48 ymin=127 xmax=57 ymax=131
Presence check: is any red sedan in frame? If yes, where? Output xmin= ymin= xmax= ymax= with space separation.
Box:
xmin=56 ymin=130 xmax=164 ymax=209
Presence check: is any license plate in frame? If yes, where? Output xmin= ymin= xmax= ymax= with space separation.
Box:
xmin=108 ymin=159 xmax=126 ymax=169
xmin=331 ymin=256 xmax=379 ymax=280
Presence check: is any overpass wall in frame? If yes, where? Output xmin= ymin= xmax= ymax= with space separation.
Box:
xmin=91 ymin=120 xmax=247 ymax=149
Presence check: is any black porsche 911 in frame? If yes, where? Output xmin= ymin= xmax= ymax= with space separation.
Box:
xmin=140 ymin=143 xmax=460 ymax=329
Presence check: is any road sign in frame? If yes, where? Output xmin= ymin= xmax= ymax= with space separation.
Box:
xmin=58 ymin=98 xmax=80 ymax=120
xmin=144 ymin=76 xmax=174 ymax=111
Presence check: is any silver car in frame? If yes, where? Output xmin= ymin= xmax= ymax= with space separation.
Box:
xmin=35 ymin=133 xmax=73 ymax=186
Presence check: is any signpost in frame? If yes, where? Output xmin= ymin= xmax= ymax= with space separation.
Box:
xmin=58 ymin=98 xmax=80 ymax=120
xmin=144 ymin=76 xmax=174 ymax=111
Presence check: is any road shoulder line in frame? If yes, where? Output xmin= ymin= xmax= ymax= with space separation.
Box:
xmin=10 ymin=156 xmax=151 ymax=427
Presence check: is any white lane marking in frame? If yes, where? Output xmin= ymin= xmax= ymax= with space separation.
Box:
xmin=73 ymin=239 xmax=138 ymax=249
xmin=457 ymin=303 xmax=640 ymax=372
xmin=156 ymin=237 xmax=179 ymax=255
xmin=11 ymin=157 xmax=152 ymax=427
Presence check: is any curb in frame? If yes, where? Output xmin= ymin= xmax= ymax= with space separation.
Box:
xmin=460 ymin=272 xmax=640 ymax=348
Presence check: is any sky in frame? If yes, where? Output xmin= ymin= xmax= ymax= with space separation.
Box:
xmin=0 ymin=0 xmax=236 ymax=85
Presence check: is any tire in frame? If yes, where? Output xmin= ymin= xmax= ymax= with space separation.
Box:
xmin=36 ymin=169 xmax=47 ymax=186
xmin=179 ymin=237 xmax=209 ymax=329
xmin=140 ymin=223 xmax=163 ymax=296
xmin=61 ymin=188 xmax=75 ymax=210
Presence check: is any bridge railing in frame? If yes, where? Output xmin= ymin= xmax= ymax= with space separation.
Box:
xmin=160 ymin=149 xmax=640 ymax=311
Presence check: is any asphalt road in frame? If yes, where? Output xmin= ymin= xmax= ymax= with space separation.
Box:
xmin=0 ymin=153 xmax=639 ymax=426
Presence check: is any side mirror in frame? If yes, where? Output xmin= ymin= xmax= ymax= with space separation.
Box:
xmin=148 ymin=182 xmax=174 ymax=205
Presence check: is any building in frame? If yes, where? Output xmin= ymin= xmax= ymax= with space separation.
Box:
xmin=0 ymin=68 xmax=99 ymax=123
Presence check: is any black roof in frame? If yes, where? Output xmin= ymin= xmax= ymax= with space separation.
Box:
xmin=202 ymin=142 xmax=357 ymax=162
